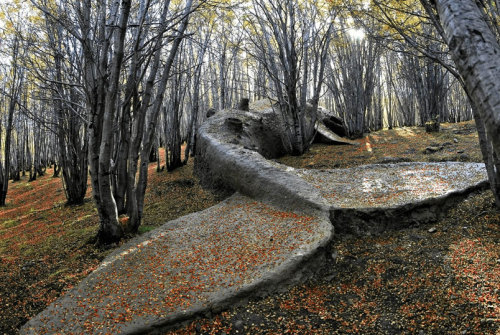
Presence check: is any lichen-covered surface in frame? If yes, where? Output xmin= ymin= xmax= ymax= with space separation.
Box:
xmin=20 ymin=194 xmax=332 ymax=334
xmin=293 ymin=162 xmax=488 ymax=209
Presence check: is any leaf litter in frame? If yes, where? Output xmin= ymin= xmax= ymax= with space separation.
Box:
xmin=167 ymin=121 xmax=499 ymax=335
xmin=1 ymin=121 xmax=498 ymax=334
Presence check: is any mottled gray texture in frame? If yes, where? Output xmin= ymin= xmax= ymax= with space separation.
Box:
xmin=194 ymin=104 xmax=332 ymax=214
xmin=291 ymin=162 xmax=488 ymax=234
xmin=293 ymin=162 xmax=487 ymax=209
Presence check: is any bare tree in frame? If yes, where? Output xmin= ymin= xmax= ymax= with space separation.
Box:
xmin=245 ymin=0 xmax=334 ymax=155
xmin=29 ymin=0 xmax=200 ymax=243
xmin=325 ymin=23 xmax=381 ymax=138
xmin=131 ymin=0 xmax=195 ymax=232
xmin=0 ymin=35 xmax=25 ymax=206
xmin=77 ymin=0 xmax=133 ymax=243
xmin=431 ymin=0 xmax=500 ymax=207
xmin=183 ymin=24 xmax=212 ymax=162
xmin=28 ymin=13 xmax=90 ymax=204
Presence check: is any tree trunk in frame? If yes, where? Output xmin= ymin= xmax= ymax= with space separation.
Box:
xmin=83 ymin=0 xmax=131 ymax=244
xmin=0 ymin=95 xmax=15 ymax=206
xmin=132 ymin=0 xmax=193 ymax=232
xmin=435 ymin=0 xmax=500 ymax=206
xmin=0 ymin=36 xmax=21 ymax=206
xmin=126 ymin=0 xmax=193 ymax=232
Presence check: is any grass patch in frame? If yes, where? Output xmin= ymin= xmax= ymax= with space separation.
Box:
xmin=48 ymin=267 xmax=69 ymax=279
xmin=138 ymin=225 xmax=156 ymax=234
xmin=1 ymin=219 xmax=18 ymax=229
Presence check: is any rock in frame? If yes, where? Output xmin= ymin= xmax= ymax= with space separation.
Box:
xmin=324 ymin=274 xmax=336 ymax=281
xmin=425 ymin=146 xmax=442 ymax=154
xmin=454 ymin=138 xmax=459 ymax=143
xmin=307 ymin=103 xmax=355 ymax=144
xmin=322 ymin=115 xmax=347 ymax=137
xmin=453 ymin=124 xmax=476 ymax=135
xmin=331 ymin=251 xmax=339 ymax=261
xmin=409 ymin=234 xmax=425 ymax=241
xmin=232 ymin=319 xmax=244 ymax=332
xmin=21 ymin=194 xmax=333 ymax=334
xmin=428 ymin=227 xmax=437 ymax=233
xmin=226 ymin=117 xmax=243 ymax=133
xmin=296 ymin=162 xmax=488 ymax=235
xmin=315 ymin=105 xmax=347 ymax=137
xmin=314 ymin=122 xmax=358 ymax=146
xmin=457 ymin=150 xmax=465 ymax=154
xmin=195 ymin=99 xmax=331 ymax=212
xmin=442 ymin=142 xmax=453 ymax=147
xmin=404 ymin=148 xmax=417 ymax=155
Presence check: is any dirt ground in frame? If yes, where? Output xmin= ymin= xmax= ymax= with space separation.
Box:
xmin=1 ymin=121 xmax=498 ymax=334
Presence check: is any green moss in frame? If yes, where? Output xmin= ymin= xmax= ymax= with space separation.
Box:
xmin=1 ymin=219 xmax=18 ymax=229
xmin=138 ymin=225 xmax=156 ymax=234
xmin=0 ymin=241 xmax=7 ymax=255
xmin=48 ymin=267 xmax=69 ymax=279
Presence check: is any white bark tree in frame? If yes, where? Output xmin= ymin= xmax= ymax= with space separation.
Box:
xmin=245 ymin=0 xmax=335 ymax=155
xmin=0 ymin=35 xmax=25 ymax=206
xmin=432 ymin=0 xmax=500 ymax=207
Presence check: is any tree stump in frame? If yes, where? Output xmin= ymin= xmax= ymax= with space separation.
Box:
xmin=238 ymin=98 xmax=250 ymax=111
xmin=206 ymin=108 xmax=216 ymax=118
xmin=425 ymin=119 xmax=440 ymax=133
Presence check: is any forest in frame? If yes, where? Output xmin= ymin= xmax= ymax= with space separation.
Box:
xmin=0 ymin=0 xmax=499 ymax=334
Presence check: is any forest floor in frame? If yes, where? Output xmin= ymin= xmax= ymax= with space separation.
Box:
xmin=1 ymin=120 xmax=499 ymax=334
xmin=0 ymin=153 xmax=226 ymax=334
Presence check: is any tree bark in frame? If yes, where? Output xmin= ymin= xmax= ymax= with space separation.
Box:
xmin=128 ymin=0 xmax=193 ymax=232
xmin=435 ymin=0 xmax=500 ymax=206
xmin=0 ymin=36 xmax=21 ymax=206
xmin=0 ymin=94 xmax=15 ymax=206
